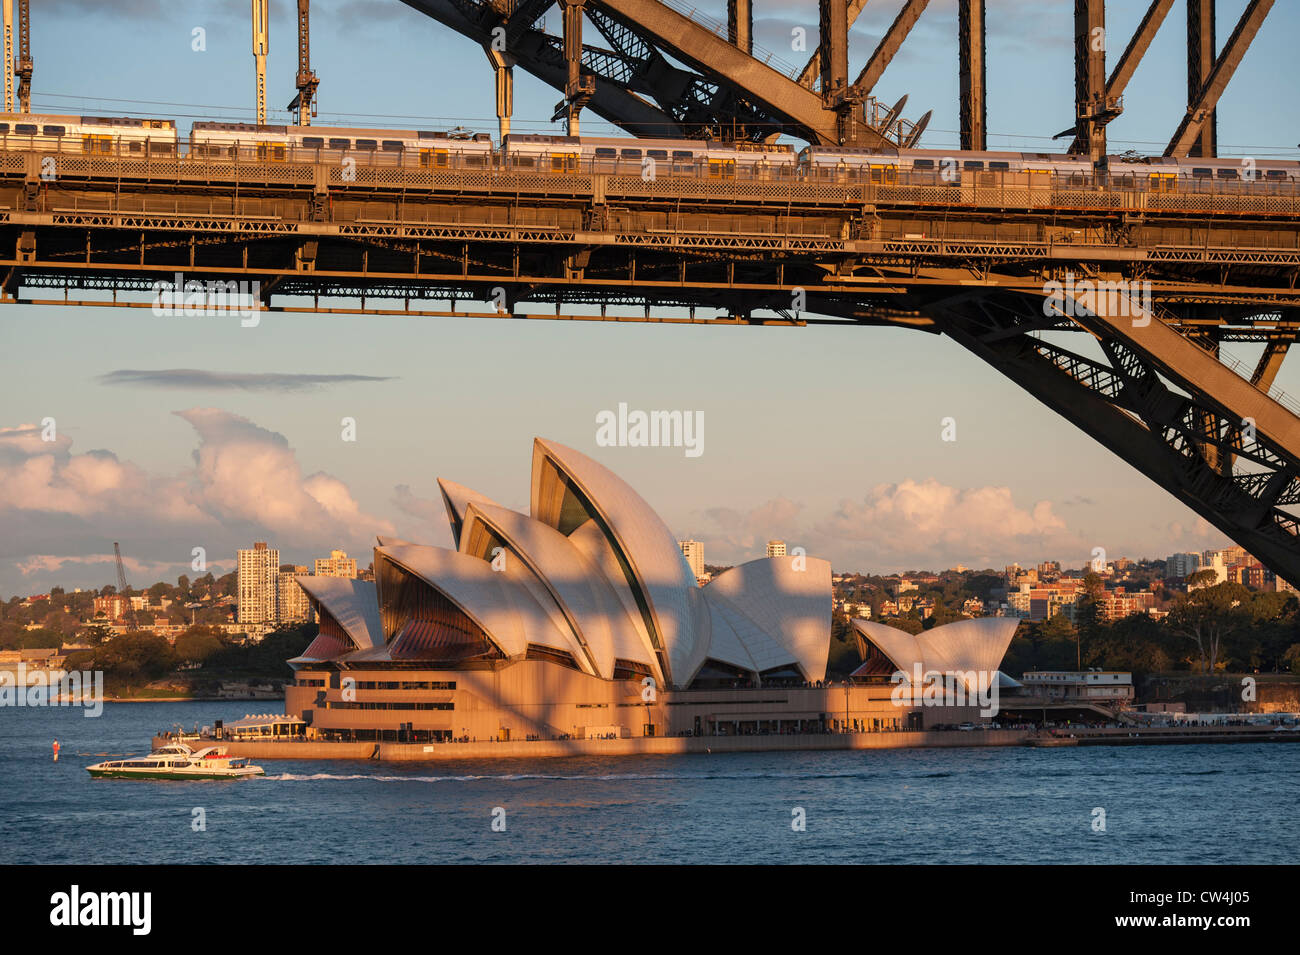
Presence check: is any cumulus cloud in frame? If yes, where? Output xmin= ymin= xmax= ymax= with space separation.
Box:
xmin=692 ymin=478 xmax=1081 ymax=572
xmin=0 ymin=409 xmax=394 ymax=595
xmin=98 ymin=369 xmax=397 ymax=392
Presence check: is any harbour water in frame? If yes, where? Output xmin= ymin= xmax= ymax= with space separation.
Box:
xmin=2 ymin=702 xmax=1296 ymax=864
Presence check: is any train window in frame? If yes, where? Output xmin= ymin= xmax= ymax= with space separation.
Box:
xmin=594 ymin=148 xmax=617 ymax=157
xmin=129 ymin=142 xmax=142 ymax=153
xmin=43 ymin=125 xmax=66 ymax=136
xmin=963 ymin=160 xmax=984 ymax=171
xmin=513 ymin=156 xmax=535 ymax=168
xmin=355 ymin=139 xmax=378 ymax=151
xmin=1191 ymin=167 xmax=1212 ymax=179
xmin=15 ymin=123 xmax=36 ymax=134
xmin=1265 ymin=170 xmax=1287 ymax=180
xmin=0 ymin=123 xmax=8 ymax=133
xmin=647 ymin=149 xmax=668 ymax=159
xmin=302 ymin=136 xmax=324 ymax=148
xmin=1216 ymin=168 xmax=1238 ymax=179
xmin=912 ymin=158 xmax=934 ymax=169
xmin=671 ymin=150 xmax=693 ymax=160
xmin=150 ymin=142 xmax=174 ymax=154
xmin=328 ymin=138 xmax=350 ymax=150
xmin=464 ymin=155 xmax=485 ymax=166
xmin=620 ymin=148 xmax=642 ymax=159
xmin=255 ymin=142 xmax=286 ymax=161
xmin=550 ymin=153 xmax=578 ymax=173
xmin=381 ymin=140 xmax=404 ymax=152
xmin=989 ymin=161 xmax=1010 ymax=171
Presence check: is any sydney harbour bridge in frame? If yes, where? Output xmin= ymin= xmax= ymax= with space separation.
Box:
xmin=1 ymin=1 xmax=1298 ymax=586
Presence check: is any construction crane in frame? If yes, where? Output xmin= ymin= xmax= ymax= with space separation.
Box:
xmin=2 ymin=0 xmax=12 ymax=112
xmin=252 ymin=0 xmax=268 ymax=125
xmin=15 ymin=0 xmax=30 ymax=113
xmin=287 ymin=0 xmax=318 ymax=126
xmin=113 ymin=542 xmax=139 ymax=631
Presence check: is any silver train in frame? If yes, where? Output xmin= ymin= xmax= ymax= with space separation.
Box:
xmin=3 ymin=111 xmax=1296 ymax=190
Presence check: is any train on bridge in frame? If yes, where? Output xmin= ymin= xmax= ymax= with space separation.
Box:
xmin=3 ymin=110 xmax=1298 ymax=195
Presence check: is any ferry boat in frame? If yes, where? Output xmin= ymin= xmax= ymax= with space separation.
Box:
xmin=86 ymin=742 xmax=265 ymax=780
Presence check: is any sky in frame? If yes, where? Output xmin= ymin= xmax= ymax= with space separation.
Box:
xmin=2 ymin=0 xmax=1298 ymax=598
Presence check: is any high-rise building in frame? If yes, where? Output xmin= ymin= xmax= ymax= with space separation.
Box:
xmin=314 ymin=549 xmax=358 ymax=579
xmin=679 ymin=540 xmax=704 ymax=580
xmin=1166 ymin=552 xmax=1201 ymax=578
xmin=277 ymin=565 xmax=311 ymax=622
xmin=237 ymin=542 xmax=280 ymax=624
xmin=766 ymin=540 xmax=786 ymax=558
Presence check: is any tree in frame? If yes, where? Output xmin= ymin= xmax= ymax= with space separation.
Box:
xmin=1167 ymin=582 xmax=1248 ymax=673
xmin=79 ymin=624 xmax=114 ymax=646
xmin=173 ymin=627 xmax=225 ymax=665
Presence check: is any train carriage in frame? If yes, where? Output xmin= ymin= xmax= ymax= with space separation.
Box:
xmin=503 ymin=133 xmax=795 ymax=180
xmin=189 ymin=121 xmax=492 ymax=168
xmin=0 ymin=112 xmax=177 ymax=157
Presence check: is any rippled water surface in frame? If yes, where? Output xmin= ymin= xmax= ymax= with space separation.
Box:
xmin=3 ymin=702 xmax=1296 ymax=864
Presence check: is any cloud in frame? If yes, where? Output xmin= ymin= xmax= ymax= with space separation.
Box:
xmin=98 ymin=369 xmax=397 ymax=392
xmin=0 ymin=409 xmax=393 ymax=595
xmin=691 ymin=478 xmax=1080 ymax=572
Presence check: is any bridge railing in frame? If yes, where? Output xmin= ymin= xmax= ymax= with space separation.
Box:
xmin=7 ymin=149 xmax=1300 ymax=223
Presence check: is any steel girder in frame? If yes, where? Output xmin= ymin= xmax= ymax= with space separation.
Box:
xmin=928 ymin=289 xmax=1300 ymax=587
xmin=401 ymin=0 xmax=823 ymax=141
xmin=400 ymin=0 xmax=684 ymax=137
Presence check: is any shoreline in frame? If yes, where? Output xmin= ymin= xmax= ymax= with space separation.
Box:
xmin=149 ymin=725 xmax=1300 ymax=761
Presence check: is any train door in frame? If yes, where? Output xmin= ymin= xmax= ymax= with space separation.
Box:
xmin=1148 ymin=172 xmax=1176 ymax=194
xmin=81 ymin=134 xmax=113 ymax=156
xmin=419 ymin=148 xmax=449 ymax=168
xmin=707 ymin=158 xmax=736 ymax=180
xmin=255 ymin=141 xmax=287 ymax=162
xmin=868 ymin=164 xmax=897 ymax=185
xmin=550 ymin=152 xmax=579 ymax=174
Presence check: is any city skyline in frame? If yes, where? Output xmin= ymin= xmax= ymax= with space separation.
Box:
xmin=4 ymin=0 xmax=1298 ymax=596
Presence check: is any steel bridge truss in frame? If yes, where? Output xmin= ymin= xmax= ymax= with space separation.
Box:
xmin=930 ymin=288 xmax=1300 ymax=583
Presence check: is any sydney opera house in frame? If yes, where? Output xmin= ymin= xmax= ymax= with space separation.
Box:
xmin=284 ymin=438 xmax=1017 ymax=743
